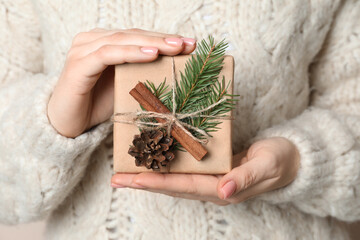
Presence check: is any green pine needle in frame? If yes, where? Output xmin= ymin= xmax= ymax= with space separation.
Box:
xmin=143 ymin=35 xmax=238 ymax=149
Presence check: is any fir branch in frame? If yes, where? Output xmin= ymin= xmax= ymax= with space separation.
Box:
xmin=172 ymin=36 xmax=229 ymax=113
xmin=144 ymin=79 xmax=169 ymax=103
xmin=142 ymin=35 xmax=238 ymax=147
xmin=178 ymin=43 xmax=215 ymax=111
xmin=186 ymin=76 xmax=237 ymax=139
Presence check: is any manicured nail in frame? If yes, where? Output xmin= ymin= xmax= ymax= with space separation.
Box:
xmin=181 ymin=37 xmax=196 ymax=45
xmin=221 ymin=180 xmax=237 ymax=199
xmin=165 ymin=38 xmax=183 ymax=46
xmin=140 ymin=47 xmax=158 ymax=55
xmin=111 ymin=182 xmax=125 ymax=188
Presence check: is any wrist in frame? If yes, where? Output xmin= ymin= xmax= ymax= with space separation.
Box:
xmin=47 ymin=87 xmax=92 ymax=138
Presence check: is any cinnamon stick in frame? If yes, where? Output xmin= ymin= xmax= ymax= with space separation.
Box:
xmin=129 ymin=82 xmax=207 ymax=161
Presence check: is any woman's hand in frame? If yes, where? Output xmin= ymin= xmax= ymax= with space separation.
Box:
xmin=47 ymin=28 xmax=197 ymax=138
xmin=111 ymin=137 xmax=300 ymax=206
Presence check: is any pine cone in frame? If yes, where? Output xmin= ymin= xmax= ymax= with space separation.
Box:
xmin=128 ymin=129 xmax=175 ymax=171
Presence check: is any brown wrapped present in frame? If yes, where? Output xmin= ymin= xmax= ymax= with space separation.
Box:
xmin=113 ymin=55 xmax=235 ymax=174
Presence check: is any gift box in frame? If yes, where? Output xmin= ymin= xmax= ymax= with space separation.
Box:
xmin=113 ymin=55 xmax=235 ymax=174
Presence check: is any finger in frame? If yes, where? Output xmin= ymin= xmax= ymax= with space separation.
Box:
xmin=65 ymin=45 xmax=159 ymax=94
xmin=72 ymin=28 xmax=184 ymax=46
xmin=119 ymin=28 xmax=183 ymax=39
xmin=87 ymin=65 xmax=115 ymax=126
xmin=111 ymin=173 xmax=146 ymax=189
xmin=74 ymin=32 xmax=193 ymax=57
xmin=179 ymin=38 xmax=197 ymax=54
xmin=80 ymin=45 xmax=159 ymax=78
xmin=107 ymin=30 xmax=196 ymax=54
xmin=125 ymin=29 xmax=197 ymax=54
xmin=111 ymin=173 xmax=229 ymax=206
xmin=113 ymin=172 xmax=221 ymax=197
xmin=226 ymin=177 xmax=279 ymax=204
xmin=140 ymin=188 xmax=229 ymax=206
xmin=217 ymin=158 xmax=267 ymax=200
xmin=110 ymin=173 xmax=229 ymax=206
xmin=72 ymin=28 xmax=116 ymax=46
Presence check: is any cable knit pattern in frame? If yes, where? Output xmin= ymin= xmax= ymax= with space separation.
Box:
xmin=250 ymin=0 xmax=360 ymax=222
xmin=0 ymin=0 xmax=359 ymax=239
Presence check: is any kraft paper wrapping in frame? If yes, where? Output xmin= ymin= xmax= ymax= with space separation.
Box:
xmin=113 ymin=55 xmax=234 ymax=174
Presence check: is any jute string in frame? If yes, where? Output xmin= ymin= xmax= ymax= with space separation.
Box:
xmin=111 ymin=57 xmax=232 ymax=145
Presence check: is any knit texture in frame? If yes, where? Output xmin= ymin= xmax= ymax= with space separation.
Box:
xmin=0 ymin=0 xmax=359 ymax=239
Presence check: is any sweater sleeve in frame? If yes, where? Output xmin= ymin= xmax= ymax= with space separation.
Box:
xmin=252 ymin=0 xmax=360 ymax=222
xmin=0 ymin=1 xmax=112 ymax=224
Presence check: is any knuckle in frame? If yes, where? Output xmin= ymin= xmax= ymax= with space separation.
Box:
xmin=72 ymin=32 xmax=86 ymax=45
xmin=266 ymin=155 xmax=281 ymax=177
xmin=184 ymin=175 xmax=197 ymax=194
xmin=242 ymin=170 xmax=256 ymax=190
xmin=94 ymin=45 xmax=111 ymax=58
xmin=66 ymin=48 xmax=79 ymax=61
xmin=118 ymin=46 xmax=132 ymax=56
xmin=107 ymin=31 xmax=125 ymax=41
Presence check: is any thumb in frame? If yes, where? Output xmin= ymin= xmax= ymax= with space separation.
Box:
xmin=217 ymin=158 xmax=264 ymax=200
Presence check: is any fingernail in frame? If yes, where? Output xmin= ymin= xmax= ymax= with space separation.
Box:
xmin=111 ymin=182 xmax=125 ymax=188
xmin=181 ymin=37 xmax=196 ymax=45
xmin=140 ymin=47 xmax=158 ymax=55
xmin=221 ymin=180 xmax=237 ymax=199
xmin=165 ymin=38 xmax=183 ymax=46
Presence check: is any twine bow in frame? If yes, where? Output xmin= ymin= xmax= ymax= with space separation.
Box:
xmin=111 ymin=57 xmax=232 ymax=145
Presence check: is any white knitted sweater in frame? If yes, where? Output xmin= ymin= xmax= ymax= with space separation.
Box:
xmin=1 ymin=0 xmax=360 ymax=239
